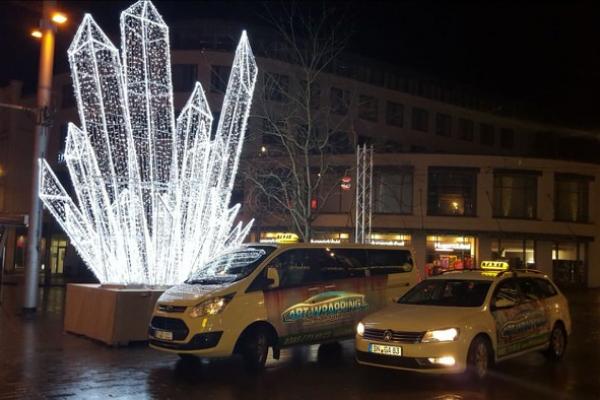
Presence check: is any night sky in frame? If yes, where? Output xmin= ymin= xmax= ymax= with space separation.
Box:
xmin=1 ymin=1 xmax=599 ymax=130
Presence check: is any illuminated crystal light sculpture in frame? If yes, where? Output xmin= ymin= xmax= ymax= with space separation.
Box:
xmin=39 ymin=1 xmax=258 ymax=284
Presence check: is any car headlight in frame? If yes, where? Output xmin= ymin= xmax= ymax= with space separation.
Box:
xmin=356 ymin=322 xmax=365 ymax=336
xmin=421 ymin=328 xmax=459 ymax=343
xmin=189 ymin=296 xmax=232 ymax=318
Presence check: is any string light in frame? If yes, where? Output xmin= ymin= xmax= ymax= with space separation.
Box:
xmin=38 ymin=0 xmax=257 ymax=285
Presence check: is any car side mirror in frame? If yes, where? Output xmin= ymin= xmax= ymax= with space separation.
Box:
xmin=266 ymin=267 xmax=279 ymax=289
xmin=494 ymin=298 xmax=516 ymax=309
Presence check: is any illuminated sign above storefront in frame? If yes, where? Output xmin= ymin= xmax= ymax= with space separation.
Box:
xmin=434 ymin=242 xmax=471 ymax=251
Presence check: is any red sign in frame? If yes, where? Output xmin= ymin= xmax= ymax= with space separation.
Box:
xmin=341 ymin=176 xmax=352 ymax=191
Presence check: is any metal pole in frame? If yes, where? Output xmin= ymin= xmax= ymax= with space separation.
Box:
xmin=368 ymin=146 xmax=373 ymax=243
xmin=0 ymin=230 xmax=7 ymax=305
xmin=24 ymin=1 xmax=56 ymax=312
xmin=355 ymin=146 xmax=359 ymax=242
xmin=361 ymin=145 xmax=366 ymax=244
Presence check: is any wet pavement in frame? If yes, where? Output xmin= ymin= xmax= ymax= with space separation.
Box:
xmin=1 ymin=285 xmax=599 ymax=400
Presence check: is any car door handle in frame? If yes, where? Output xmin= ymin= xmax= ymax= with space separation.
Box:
xmin=324 ymin=284 xmax=336 ymax=290
xmin=308 ymin=287 xmax=321 ymax=292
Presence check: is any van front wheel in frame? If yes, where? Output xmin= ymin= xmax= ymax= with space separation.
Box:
xmin=240 ymin=327 xmax=269 ymax=372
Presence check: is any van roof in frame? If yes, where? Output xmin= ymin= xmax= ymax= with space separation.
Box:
xmin=243 ymin=242 xmax=412 ymax=251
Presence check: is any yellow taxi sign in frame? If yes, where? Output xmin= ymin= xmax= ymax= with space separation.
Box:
xmin=480 ymin=261 xmax=509 ymax=271
xmin=275 ymin=233 xmax=299 ymax=244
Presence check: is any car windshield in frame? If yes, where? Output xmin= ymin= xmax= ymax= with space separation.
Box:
xmin=185 ymin=246 xmax=275 ymax=285
xmin=398 ymin=279 xmax=492 ymax=307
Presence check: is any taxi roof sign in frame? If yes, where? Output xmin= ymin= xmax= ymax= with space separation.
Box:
xmin=275 ymin=233 xmax=299 ymax=244
xmin=480 ymin=261 xmax=509 ymax=271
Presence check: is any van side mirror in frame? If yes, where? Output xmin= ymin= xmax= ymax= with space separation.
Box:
xmin=493 ymin=297 xmax=516 ymax=309
xmin=266 ymin=267 xmax=279 ymax=289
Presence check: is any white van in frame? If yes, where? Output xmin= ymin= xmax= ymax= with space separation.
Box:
xmin=148 ymin=243 xmax=419 ymax=370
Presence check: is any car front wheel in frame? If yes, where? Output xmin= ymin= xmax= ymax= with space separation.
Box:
xmin=467 ymin=336 xmax=492 ymax=379
xmin=240 ymin=327 xmax=269 ymax=372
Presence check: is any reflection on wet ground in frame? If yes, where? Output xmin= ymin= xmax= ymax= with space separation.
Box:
xmin=0 ymin=285 xmax=599 ymax=399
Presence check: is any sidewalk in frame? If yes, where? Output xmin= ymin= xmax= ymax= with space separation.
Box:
xmin=1 ymin=284 xmax=600 ymax=400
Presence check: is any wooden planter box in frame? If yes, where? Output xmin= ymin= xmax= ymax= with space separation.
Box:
xmin=64 ymin=283 xmax=167 ymax=346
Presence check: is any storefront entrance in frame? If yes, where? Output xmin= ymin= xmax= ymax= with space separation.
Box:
xmin=49 ymin=236 xmax=69 ymax=275
xmin=552 ymin=241 xmax=587 ymax=288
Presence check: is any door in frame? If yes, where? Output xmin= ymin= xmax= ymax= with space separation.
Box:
xmin=491 ymin=278 xmax=547 ymax=358
xmin=262 ymin=248 xmax=329 ymax=347
xmin=517 ymin=278 xmax=552 ymax=346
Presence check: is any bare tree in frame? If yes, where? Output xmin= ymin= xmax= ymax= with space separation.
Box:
xmin=244 ymin=2 xmax=353 ymax=242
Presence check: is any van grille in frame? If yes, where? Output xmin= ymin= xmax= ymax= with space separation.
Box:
xmin=363 ymin=328 xmax=424 ymax=344
xmin=157 ymin=304 xmax=187 ymax=313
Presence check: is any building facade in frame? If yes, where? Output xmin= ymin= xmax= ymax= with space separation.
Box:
xmin=1 ymin=23 xmax=599 ymax=287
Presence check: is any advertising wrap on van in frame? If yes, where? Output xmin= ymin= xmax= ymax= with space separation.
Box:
xmin=281 ymin=291 xmax=369 ymax=324
xmin=264 ymin=276 xmax=388 ymax=347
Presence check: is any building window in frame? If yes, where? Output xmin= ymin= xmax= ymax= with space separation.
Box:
xmin=172 ymin=64 xmax=197 ymax=92
xmin=491 ymin=238 xmax=536 ymax=269
xmin=493 ymin=171 xmax=538 ymax=219
xmin=552 ymin=241 xmax=587 ymax=288
xmin=480 ymin=123 xmax=495 ymax=146
xmin=412 ymin=107 xmax=428 ymax=132
xmin=328 ymin=131 xmax=353 ymax=154
xmin=62 ymin=84 xmax=76 ymax=108
xmin=330 ymin=87 xmax=350 ymax=115
xmin=210 ymin=65 xmax=231 ymax=94
xmin=427 ymin=167 xmax=477 ymax=216
xmin=426 ymin=235 xmax=476 ymax=275
xmin=0 ymin=183 xmax=4 ymax=211
xmin=385 ymin=101 xmax=404 ymax=127
xmin=500 ymin=128 xmax=515 ymax=149
xmin=358 ymin=95 xmax=378 ymax=121
xmin=555 ymin=174 xmax=590 ymax=222
xmin=264 ymin=72 xmax=290 ymax=102
xmin=301 ymin=80 xmax=320 ymax=109
xmin=458 ymin=118 xmax=474 ymax=141
xmin=374 ymin=167 xmax=413 ymax=214
xmin=435 ymin=113 xmax=452 ymax=137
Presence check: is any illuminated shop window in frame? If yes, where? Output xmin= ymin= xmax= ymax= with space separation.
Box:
xmin=425 ymin=235 xmax=476 ymax=275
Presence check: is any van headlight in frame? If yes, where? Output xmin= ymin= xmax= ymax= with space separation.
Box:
xmin=421 ymin=328 xmax=459 ymax=343
xmin=356 ymin=322 xmax=365 ymax=336
xmin=189 ymin=296 xmax=232 ymax=318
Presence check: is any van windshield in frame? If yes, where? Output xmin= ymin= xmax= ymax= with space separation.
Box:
xmin=398 ymin=279 xmax=491 ymax=307
xmin=186 ymin=246 xmax=275 ymax=285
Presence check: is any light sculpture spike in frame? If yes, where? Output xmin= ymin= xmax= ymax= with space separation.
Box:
xmin=39 ymin=0 xmax=258 ymax=285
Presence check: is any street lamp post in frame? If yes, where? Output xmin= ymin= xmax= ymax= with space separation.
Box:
xmin=23 ymin=0 xmax=58 ymax=312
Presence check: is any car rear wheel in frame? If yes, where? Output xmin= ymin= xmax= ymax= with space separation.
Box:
xmin=240 ymin=327 xmax=269 ymax=372
xmin=544 ymin=323 xmax=567 ymax=361
xmin=467 ymin=336 xmax=492 ymax=379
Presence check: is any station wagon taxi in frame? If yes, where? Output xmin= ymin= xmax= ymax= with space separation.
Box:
xmin=355 ymin=262 xmax=571 ymax=379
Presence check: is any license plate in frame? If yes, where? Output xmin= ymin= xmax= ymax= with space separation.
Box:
xmin=154 ymin=330 xmax=173 ymax=341
xmin=369 ymin=343 xmax=402 ymax=356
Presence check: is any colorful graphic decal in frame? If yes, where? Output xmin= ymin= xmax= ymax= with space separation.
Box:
xmin=499 ymin=309 xmax=547 ymax=341
xmin=281 ymin=291 xmax=368 ymax=324
xmin=264 ymin=275 xmax=389 ymax=347
xmin=494 ymin=301 xmax=550 ymax=357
